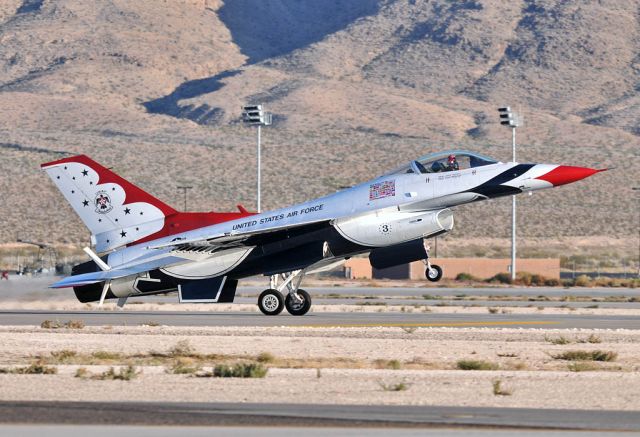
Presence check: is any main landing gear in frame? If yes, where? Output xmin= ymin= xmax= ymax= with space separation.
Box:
xmin=258 ymin=269 xmax=312 ymax=316
xmin=423 ymin=244 xmax=443 ymax=282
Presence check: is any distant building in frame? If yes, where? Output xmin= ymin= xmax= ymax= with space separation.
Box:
xmin=344 ymin=257 xmax=560 ymax=280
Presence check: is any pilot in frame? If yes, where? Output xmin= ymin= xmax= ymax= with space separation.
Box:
xmin=447 ymin=154 xmax=459 ymax=171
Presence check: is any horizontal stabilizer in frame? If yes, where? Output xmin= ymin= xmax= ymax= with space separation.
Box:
xmin=50 ymin=269 xmax=139 ymax=288
xmin=51 ymin=252 xmax=188 ymax=288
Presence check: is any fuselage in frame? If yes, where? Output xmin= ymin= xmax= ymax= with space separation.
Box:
xmin=108 ymin=159 xmax=590 ymax=277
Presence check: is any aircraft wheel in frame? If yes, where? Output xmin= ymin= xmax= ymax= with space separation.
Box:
xmin=426 ymin=264 xmax=443 ymax=282
xmin=285 ymin=289 xmax=312 ymax=316
xmin=258 ymin=289 xmax=284 ymax=316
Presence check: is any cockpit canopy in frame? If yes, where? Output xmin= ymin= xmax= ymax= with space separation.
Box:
xmin=388 ymin=150 xmax=499 ymax=175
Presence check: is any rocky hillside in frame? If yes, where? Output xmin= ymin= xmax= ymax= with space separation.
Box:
xmin=0 ymin=0 xmax=638 ymax=257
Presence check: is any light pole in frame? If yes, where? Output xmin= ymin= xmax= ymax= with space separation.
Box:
xmin=498 ymin=106 xmax=521 ymax=281
xmin=242 ymin=104 xmax=272 ymax=212
xmin=633 ymin=187 xmax=640 ymax=277
xmin=176 ymin=185 xmax=192 ymax=212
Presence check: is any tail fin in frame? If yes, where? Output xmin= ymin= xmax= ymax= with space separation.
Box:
xmin=41 ymin=155 xmax=177 ymax=253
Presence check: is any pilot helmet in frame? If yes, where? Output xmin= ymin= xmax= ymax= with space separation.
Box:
xmin=448 ymin=154 xmax=456 ymax=162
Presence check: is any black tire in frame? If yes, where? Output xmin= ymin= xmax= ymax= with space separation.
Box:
xmin=284 ymin=289 xmax=312 ymax=316
xmin=426 ymin=264 xmax=443 ymax=282
xmin=258 ymin=289 xmax=284 ymax=315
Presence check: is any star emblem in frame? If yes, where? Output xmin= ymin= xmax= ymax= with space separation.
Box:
xmin=120 ymin=230 xmax=127 ymax=238
xmin=124 ymin=207 xmax=131 ymax=215
xmin=82 ymin=200 xmax=89 ymax=207
xmin=81 ymin=169 xmax=88 ymax=176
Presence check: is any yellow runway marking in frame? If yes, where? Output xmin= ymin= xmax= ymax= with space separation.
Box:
xmin=300 ymin=321 xmax=559 ymax=328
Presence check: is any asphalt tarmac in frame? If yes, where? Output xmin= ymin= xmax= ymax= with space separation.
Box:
xmin=0 ymin=401 xmax=638 ymax=432
xmin=1 ymin=309 xmax=639 ymax=329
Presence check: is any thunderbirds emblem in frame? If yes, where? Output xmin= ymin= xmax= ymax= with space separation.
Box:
xmin=94 ymin=191 xmax=113 ymax=214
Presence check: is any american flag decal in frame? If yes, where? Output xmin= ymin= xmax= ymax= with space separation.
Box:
xmin=369 ymin=180 xmax=396 ymax=200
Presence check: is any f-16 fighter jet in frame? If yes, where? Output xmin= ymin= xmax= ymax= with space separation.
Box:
xmin=42 ymin=151 xmax=603 ymax=315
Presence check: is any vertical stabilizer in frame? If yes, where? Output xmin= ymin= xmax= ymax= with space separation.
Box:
xmin=41 ymin=155 xmax=177 ymax=253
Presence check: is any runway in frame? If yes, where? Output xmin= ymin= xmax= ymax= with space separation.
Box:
xmin=0 ymin=401 xmax=639 ymax=432
xmin=1 ymin=309 xmax=639 ymax=329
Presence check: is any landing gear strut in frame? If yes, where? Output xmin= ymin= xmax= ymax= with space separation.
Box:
xmin=257 ymin=270 xmax=312 ymax=316
xmin=424 ymin=244 xmax=443 ymax=282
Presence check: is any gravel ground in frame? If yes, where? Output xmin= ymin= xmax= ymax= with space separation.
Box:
xmin=0 ymin=325 xmax=639 ymax=410
xmin=2 ymin=299 xmax=640 ymax=316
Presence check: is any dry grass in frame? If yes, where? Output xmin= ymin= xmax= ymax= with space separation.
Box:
xmin=40 ymin=320 xmax=85 ymax=329
xmin=378 ymin=380 xmax=411 ymax=392
xmin=567 ymin=362 xmax=600 ymax=372
xmin=166 ymin=358 xmax=201 ymax=375
xmin=0 ymin=362 xmax=57 ymax=375
xmin=80 ymin=366 xmax=140 ymax=381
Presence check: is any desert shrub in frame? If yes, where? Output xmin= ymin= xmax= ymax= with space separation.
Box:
xmin=492 ymin=379 xmax=512 ymax=396
xmin=95 ymin=366 xmax=139 ymax=380
xmin=65 ymin=320 xmax=85 ymax=329
xmin=552 ymin=350 xmax=617 ymax=362
xmin=567 ymin=362 xmax=599 ymax=372
xmin=75 ymin=367 xmax=89 ymax=378
xmin=545 ymin=335 xmax=571 ymax=345
xmin=256 ymin=352 xmax=275 ymax=363
xmin=379 ymin=381 xmax=410 ymax=391
xmin=517 ymin=272 xmax=532 ymax=286
xmin=9 ymin=363 xmax=58 ymax=374
xmin=574 ymin=275 xmax=591 ymax=287
xmin=167 ymin=358 xmax=200 ymax=374
xmin=199 ymin=363 xmax=268 ymax=378
xmin=168 ymin=340 xmax=196 ymax=358
xmin=456 ymin=360 xmax=498 ymax=370
xmin=50 ymin=350 xmax=77 ymax=362
xmin=486 ymin=273 xmax=511 ymax=284
xmin=40 ymin=320 xmax=61 ymax=329
xmin=456 ymin=272 xmax=480 ymax=281
xmin=40 ymin=319 xmax=84 ymax=329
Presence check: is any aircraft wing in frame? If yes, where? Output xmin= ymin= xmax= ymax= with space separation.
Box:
xmin=147 ymin=219 xmax=331 ymax=251
xmin=50 ymin=254 xmax=188 ymax=288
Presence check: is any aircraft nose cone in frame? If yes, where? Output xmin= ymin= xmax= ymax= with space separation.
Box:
xmin=536 ymin=166 xmax=604 ymax=187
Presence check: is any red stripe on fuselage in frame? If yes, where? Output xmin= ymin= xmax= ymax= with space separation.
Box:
xmin=130 ymin=211 xmax=256 ymax=246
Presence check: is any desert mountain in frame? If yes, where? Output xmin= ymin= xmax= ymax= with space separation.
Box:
xmin=0 ymin=0 xmax=638 ymax=258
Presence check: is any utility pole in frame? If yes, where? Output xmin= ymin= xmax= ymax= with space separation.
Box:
xmin=633 ymin=187 xmax=640 ymax=277
xmin=176 ymin=185 xmax=193 ymax=212
xmin=242 ymin=104 xmax=272 ymax=213
xmin=498 ymin=106 xmax=521 ymax=281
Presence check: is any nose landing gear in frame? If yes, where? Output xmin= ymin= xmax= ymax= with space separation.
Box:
xmin=257 ymin=269 xmax=312 ymax=316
